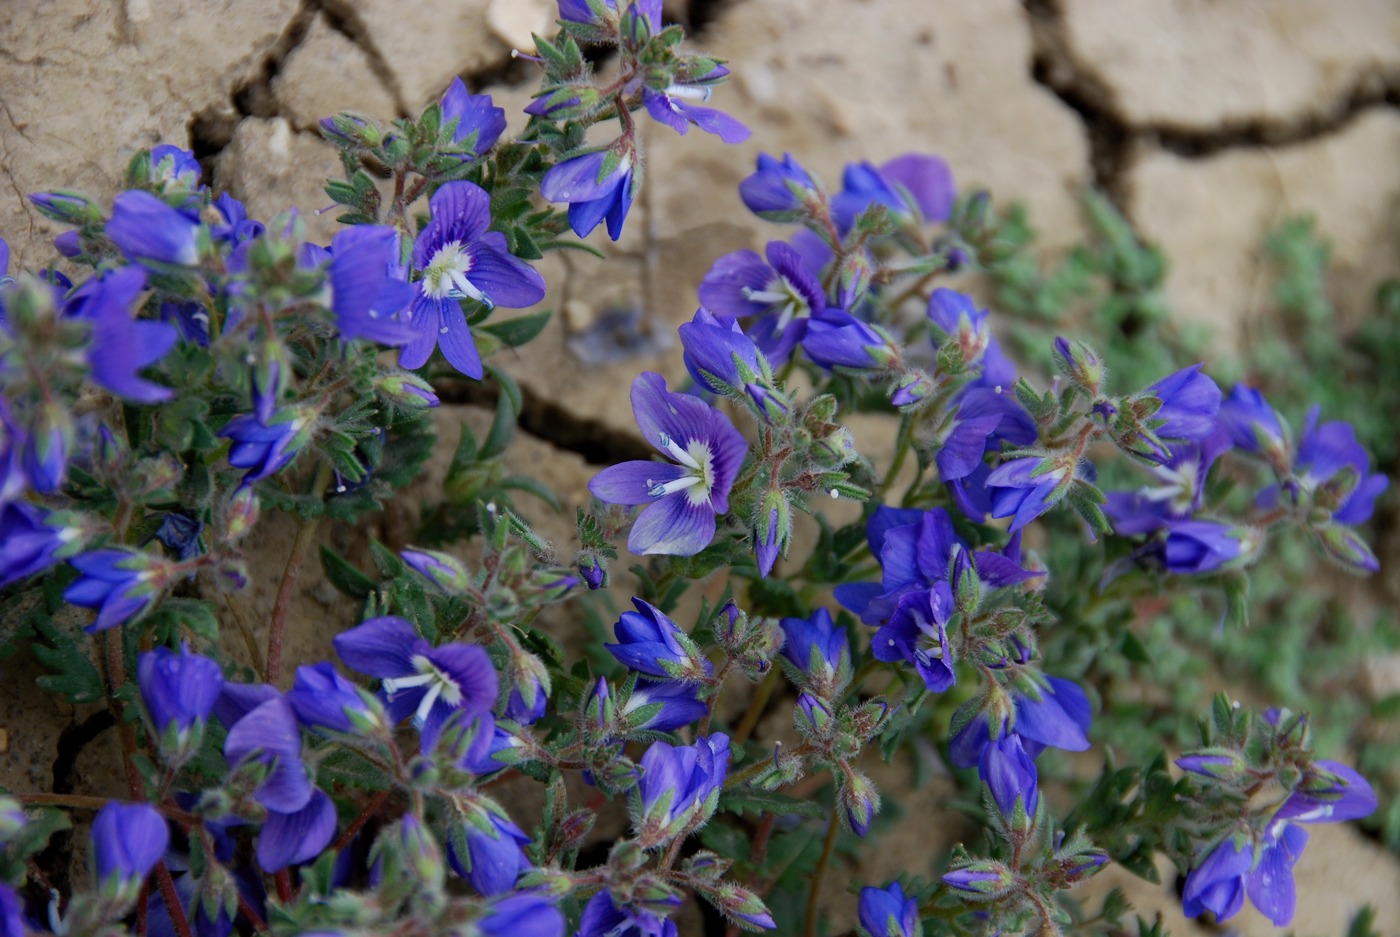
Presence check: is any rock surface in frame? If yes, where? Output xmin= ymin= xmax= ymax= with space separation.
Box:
xmin=1060 ymin=0 xmax=1400 ymax=131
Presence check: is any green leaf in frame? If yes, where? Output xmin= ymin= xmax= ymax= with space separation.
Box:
xmin=479 ymin=309 xmax=552 ymax=349
xmin=31 ymin=616 xmax=105 ymax=705
xmin=719 ymin=788 xmax=825 ymax=819
xmin=321 ymin=546 xmax=378 ymax=600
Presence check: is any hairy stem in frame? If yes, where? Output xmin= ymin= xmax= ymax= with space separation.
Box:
xmin=265 ymin=460 xmax=333 ymax=685
xmin=155 ymin=862 xmax=195 ymax=937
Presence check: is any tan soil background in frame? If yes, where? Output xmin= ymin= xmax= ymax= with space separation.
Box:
xmin=3 ymin=0 xmax=1400 ymax=933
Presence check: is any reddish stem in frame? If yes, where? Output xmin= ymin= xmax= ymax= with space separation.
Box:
xmin=332 ymin=789 xmax=391 ymax=852
xmin=265 ymin=462 xmax=332 ymax=685
xmin=274 ymin=869 xmax=294 ymax=904
xmin=155 ymin=862 xmax=195 ymax=937
xmin=238 ymin=893 xmax=271 ymax=935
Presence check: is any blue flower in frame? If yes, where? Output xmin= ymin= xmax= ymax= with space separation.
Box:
xmin=803 ymin=311 xmax=898 ymax=371
xmin=334 ymin=616 xmax=499 ymax=747
xmin=979 ymin=734 xmax=1038 ymax=820
xmin=1181 ymin=836 xmax=1251 ymax=922
xmin=738 ymin=152 xmax=818 ymax=219
xmin=642 ymin=83 xmax=749 ymax=144
xmin=65 ymin=266 xmax=179 ymax=403
xmin=778 ymin=607 xmax=852 ymax=697
xmin=871 ymin=585 xmax=956 ymax=692
xmin=0 ymin=501 xmax=77 ymax=588
xmin=440 ymin=77 xmax=506 ymax=157
xmin=149 ymin=144 xmax=202 ymax=189
xmin=64 ymin=548 xmax=164 ymax=632
xmin=698 ymin=240 xmax=827 ymax=362
xmin=635 ymin=733 xmax=730 ymax=842
xmin=224 ymin=695 xmax=314 ymax=814
xmin=91 ymin=802 xmax=169 ymax=900
xmin=287 ymin=662 xmax=377 ymax=733
xmin=949 ymin=676 xmax=1092 ymax=769
xmin=257 ymin=788 xmax=337 ymax=873
xmin=324 ymin=225 xmax=416 ymax=346
xmin=857 ymin=882 xmax=920 ymax=937
xmin=106 ymin=190 xmax=201 ymax=266
xmin=479 ymin=892 xmax=565 ymax=937
xmin=605 ymin=597 xmax=712 ymax=681
xmin=589 ymin=372 xmax=747 ymax=556
xmin=138 ymin=642 xmax=224 ymax=737
xmin=577 ymin=891 xmax=678 ymax=937
xmin=1291 ymin=407 xmax=1388 ymax=527
xmin=833 ymin=154 xmax=954 ymax=233
xmin=447 ymin=802 xmax=532 ymax=895
xmin=985 ymin=456 xmax=1075 ymax=533
xmin=834 ymin=507 xmax=1038 ymax=629
xmin=218 ymin=407 xmax=310 ymax=483
xmin=677 ymin=308 xmax=767 ymax=396
xmin=621 ymin=679 xmax=708 ymax=732
xmin=211 ymin=192 xmax=264 ymax=245
xmin=401 ymin=181 xmax=546 ymax=379
xmin=540 ymin=148 xmax=636 ymax=241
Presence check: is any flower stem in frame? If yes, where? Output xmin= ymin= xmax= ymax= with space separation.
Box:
xmin=155 ymin=861 xmax=195 ymax=937
xmin=878 ymin=412 xmax=915 ymax=500
xmin=332 ymin=789 xmax=391 ymax=852
xmin=100 ymin=630 xmax=145 ymax=800
xmin=265 ymin=460 xmax=333 ymax=685
xmin=731 ymin=668 xmax=780 ymax=747
xmin=804 ymin=809 xmax=841 ymax=937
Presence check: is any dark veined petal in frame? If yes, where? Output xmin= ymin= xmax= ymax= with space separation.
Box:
xmin=414 ymin=181 xmax=492 ymax=269
xmin=590 ymin=460 xmax=687 ymax=506
xmin=257 ymin=789 xmax=336 ymax=872
xmin=334 ymin=616 xmax=422 ymax=679
xmin=628 ymin=493 xmax=715 ymax=556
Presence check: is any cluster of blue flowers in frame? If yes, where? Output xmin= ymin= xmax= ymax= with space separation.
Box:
xmin=0 ymin=1 xmax=1389 ymax=936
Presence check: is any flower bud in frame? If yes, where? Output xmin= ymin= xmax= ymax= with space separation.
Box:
xmin=1051 ymin=336 xmax=1106 ymax=396
xmin=708 ymin=881 xmax=776 ymax=931
xmin=889 ymin=370 xmax=935 ymax=410
xmin=401 ymin=547 xmax=472 ymax=593
xmin=29 ymin=190 xmax=103 ymax=226
xmin=222 ymin=485 xmax=260 ymax=543
xmin=375 ymin=371 xmax=440 ymax=409
xmin=745 ymin=382 xmax=789 ymax=422
xmin=941 ymin=860 xmax=1015 ymax=899
xmin=795 ymin=693 xmax=834 ymax=741
xmin=838 ymin=767 xmax=880 ymax=837
xmin=319 ymin=111 xmax=382 ymax=147
xmin=1175 ymin=748 xmax=1248 ymax=781
xmin=754 ymin=489 xmax=791 ymax=578
xmin=91 ymin=802 xmax=169 ymax=908
xmin=577 ymin=553 xmax=606 ymax=590
xmin=812 ymin=425 xmax=858 ymax=467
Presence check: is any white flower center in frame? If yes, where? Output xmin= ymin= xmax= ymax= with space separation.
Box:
xmin=422 ymin=240 xmax=492 ymax=308
xmin=1138 ymin=459 xmax=1199 ymax=514
xmin=743 ymin=275 xmax=810 ymax=334
xmin=382 ymin=653 xmax=464 ymax=727
xmin=648 ymin=432 xmax=716 ymax=506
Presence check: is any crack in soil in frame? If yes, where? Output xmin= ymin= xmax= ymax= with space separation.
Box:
xmin=436 ymin=376 xmax=653 ymax=467
xmin=33 ymin=709 xmax=116 ymax=899
xmin=315 ymin=0 xmax=411 ymax=117
xmin=1023 ymin=0 xmax=1400 ymax=211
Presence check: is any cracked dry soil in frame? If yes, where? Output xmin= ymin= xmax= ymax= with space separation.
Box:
xmin=2 ymin=0 xmax=1400 ymax=933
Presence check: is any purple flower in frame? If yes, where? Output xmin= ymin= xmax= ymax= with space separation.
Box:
xmin=1218 ymin=384 xmax=1288 ymax=458
xmin=778 ymin=607 xmax=852 ymax=696
xmin=577 ymin=891 xmax=678 ymax=937
xmin=1275 ymin=759 xmax=1378 ymax=825
xmin=150 ymin=144 xmax=202 ymax=188
xmin=334 ymin=616 xmax=499 ymax=745
xmin=588 ymin=372 xmax=747 ymax=556
xmin=91 ymin=802 xmax=169 ymax=898
xmin=257 ymin=788 xmax=337 ymax=872
xmin=479 ymin=892 xmax=565 ymax=937
xmin=287 ymin=662 xmax=376 ymax=733
xmin=0 ymin=884 xmax=23 ymax=937
xmin=834 ymin=507 xmax=1038 ymax=629
xmin=401 ymin=181 xmax=546 ymax=379
xmin=949 ymin=676 xmax=1092 ymax=769
xmin=540 ymin=148 xmax=636 ymax=241
xmin=605 ymin=597 xmax=712 ymax=681
xmin=66 ymin=266 xmax=179 ymax=403
xmin=441 ymin=77 xmax=506 ymax=157
xmin=138 ymin=642 xmax=224 ymax=736
xmin=1123 ymin=364 xmax=1222 ymax=462
xmin=642 ymin=84 xmax=749 ymax=144
xmin=831 ymin=154 xmax=952 ymax=233
xmin=1293 ymin=407 xmax=1388 ymax=527
xmin=211 ymin=192 xmax=264 ymax=245
xmin=635 ymin=733 xmax=730 ymax=840
xmin=858 ymin=881 xmax=919 ymax=937
xmin=0 ymin=501 xmax=76 ymax=588
xmin=935 ymin=388 xmax=1036 ymax=485
xmin=218 ymin=408 xmax=309 ymax=483
xmin=698 ymin=240 xmax=826 ymax=362
xmin=64 ymin=548 xmax=163 ymax=632
xmin=979 ymin=734 xmax=1038 ymax=820
xmin=1181 ymin=837 xmax=1251 ymax=922
xmin=447 ymin=803 xmax=532 ymax=895
xmin=803 ymin=311 xmax=898 ymax=371
xmin=106 ymin=190 xmax=201 ymax=266
xmin=325 ymin=225 xmax=416 ymax=346
xmin=621 ymin=679 xmax=708 ymax=732
xmin=985 ymin=456 xmax=1074 ymax=533
xmin=677 ymin=308 xmax=766 ymax=395
xmin=872 ymin=585 xmax=956 ymax=692
xmin=224 ymin=696 xmax=313 ymax=814
xmin=739 ymin=152 xmax=818 ymax=219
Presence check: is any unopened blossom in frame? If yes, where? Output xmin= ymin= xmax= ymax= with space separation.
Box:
xmin=858 ymin=881 xmax=921 ymax=937
xmin=589 ymin=372 xmax=746 ymax=556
